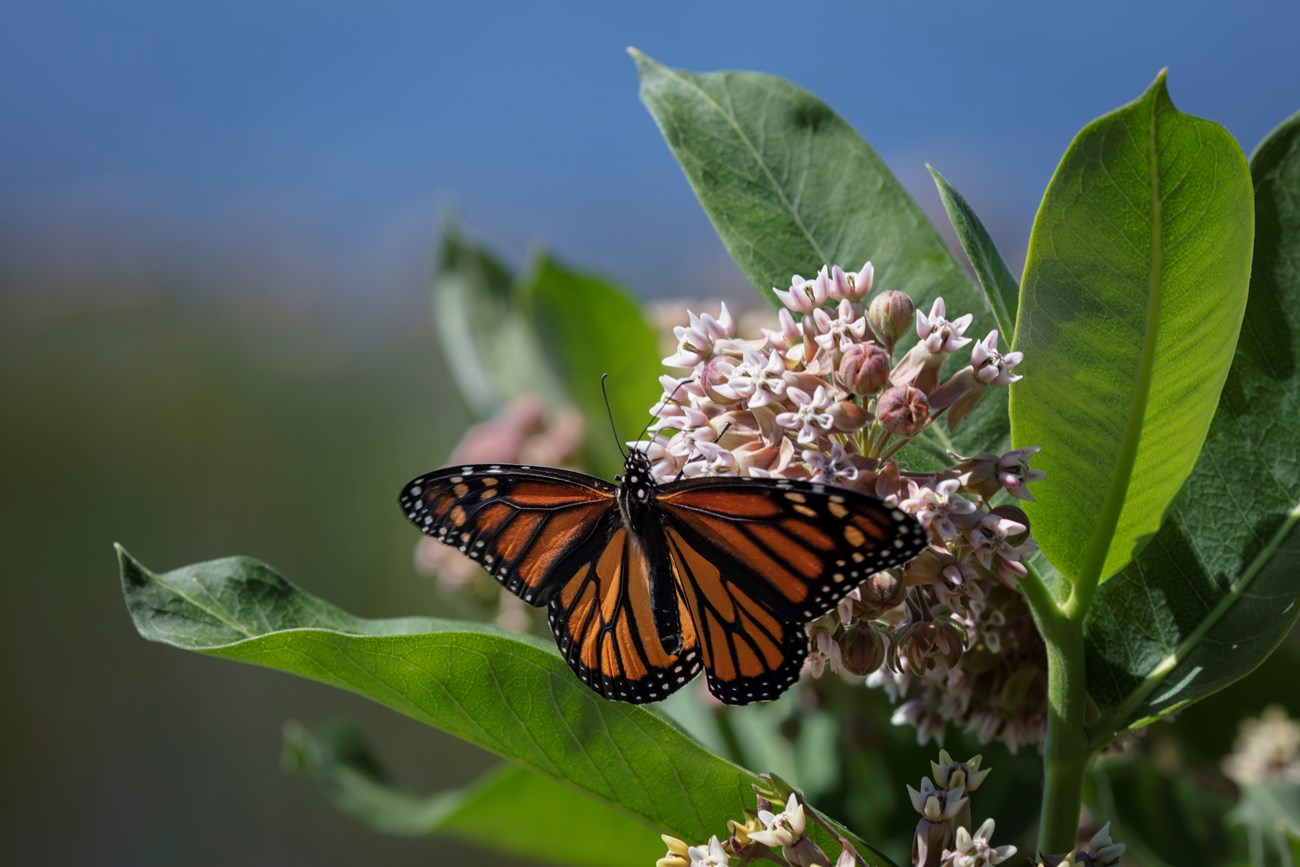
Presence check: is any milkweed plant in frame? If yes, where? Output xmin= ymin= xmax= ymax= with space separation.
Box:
xmin=118 ymin=49 xmax=1300 ymax=867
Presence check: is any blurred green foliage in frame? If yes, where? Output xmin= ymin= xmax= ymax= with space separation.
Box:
xmin=0 ymin=273 xmax=544 ymax=865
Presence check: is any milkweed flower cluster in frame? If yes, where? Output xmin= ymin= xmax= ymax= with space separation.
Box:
xmin=656 ymin=754 xmax=1040 ymax=867
xmin=657 ymin=779 xmax=863 ymax=867
xmin=908 ymin=751 xmax=1017 ymax=867
xmin=643 ymin=263 xmax=1047 ymax=749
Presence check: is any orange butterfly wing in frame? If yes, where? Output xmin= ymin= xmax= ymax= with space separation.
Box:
xmin=400 ymin=464 xmax=700 ymax=703
xmin=399 ymin=465 xmax=615 ymax=605
xmin=657 ymin=477 xmax=926 ymax=704
xmin=547 ymin=510 xmax=701 ymax=703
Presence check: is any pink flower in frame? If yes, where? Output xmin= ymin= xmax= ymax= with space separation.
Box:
xmin=813 ymin=298 xmax=869 ymax=353
xmin=916 ymin=297 xmax=973 ymax=353
xmin=773 ymin=268 xmax=830 ymax=313
xmin=776 ymin=385 xmax=835 ymax=445
xmin=830 ymin=261 xmax=874 ymax=302
xmin=726 ymin=348 xmax=789 ymax=409
xmin=970 ymin=330 xmax=1022 ymax=386
xmin=663 ymin=304 xmax=736 ymax=369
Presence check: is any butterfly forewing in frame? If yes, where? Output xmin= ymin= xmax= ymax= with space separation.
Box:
xmin=656 ymin=477 xmax=928 ymax=622
xmin=399 ymin=465 xmax=615 ymax=605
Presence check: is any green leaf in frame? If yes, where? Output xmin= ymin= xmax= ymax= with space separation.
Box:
xmin=118 ymin=546 xmax=897 ymax=867
xmin=282 ymin=720 xmax=663 ymax=865
xmin=432 ymin=222 xmax=564 ymax=419
xmin=632 ymin=51 xmax=1014 ymax=466
xmin=928 ymin=165 xmax=1020 ymax=338
xmin=523 ymin=255 xmax=664 ymax=478
xmin=1085 ymin=111 xmax=1300 ymax=734
xmin=1009 ymin=72 xmax=1255 ymax=591
xmin=631 ymin=50 xmax=973 ymax=313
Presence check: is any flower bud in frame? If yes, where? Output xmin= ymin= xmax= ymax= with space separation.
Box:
xmin=860 ymin=570 xmax=906 ymax=610
xmin=657 ymin=835 xmax=691 ymax=867
xmin=839 ymin=342 xmax=892 ymax=396
xmin=829 ymin=398 xmax=870 ymax=433
xmin=876 ymin=385 xmax=930 ymax=436
xmin=868 ymin=289 xmax=914 ymax=348
xmin=700 ymin=355 xmax=742 ymax=405
xmin=950 ymin=452 xmax=1001 ymax=498
xmin=840 ymin=623 xmax=888 ymax=676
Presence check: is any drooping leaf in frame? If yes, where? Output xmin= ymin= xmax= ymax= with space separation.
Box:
xmin=282 ymin=721 xmax=663 ymax=866
xmin=1084 ymin=111 xmax=1300 ymax=735
xmin=118 ymin=547 xmax=897 ymax=867
xmin=1010 ymin=72 xmax=1255 ymax=590
xmin=524 ymin=255 xmax=664 ymax=478
xmin=928 ymin=166 xmax=1020 ymax=339
xmin=631 ymin=50 xmax=974 ymax=315
xmin=431 ymin=222 xmax=564 ymax=418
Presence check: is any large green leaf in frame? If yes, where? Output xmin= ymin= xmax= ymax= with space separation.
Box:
xmin=524 ymin=255 xmax=663 ymax=478
xmin=1085 ymin=111 xmax=1300 ymax=735
xmin=431 ymin=223 xmax=564 ymax=419
xmin=633 ymin=51 xmax=1011 ymax=466
xmin=1009 ymin=72 xmax=1254 ymax=590
xmin=118 ymin=547 xmax=896 ymax=866
xmin=282 ymin=721 xmax=663 ymax=865
xmin=632 ymin=50 xmax=973 ymax=314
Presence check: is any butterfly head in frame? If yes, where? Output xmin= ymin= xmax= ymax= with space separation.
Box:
xmin=616 ymin=447 xmax=657 ymax=506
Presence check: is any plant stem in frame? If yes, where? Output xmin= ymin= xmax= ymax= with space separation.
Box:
xmin=1018 ymin=558 xmax=1093 ymax=853
xmin=1037 ymin=615 xmax=1090 ymax=853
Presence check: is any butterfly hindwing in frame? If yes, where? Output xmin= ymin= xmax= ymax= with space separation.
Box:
xmin=664 ymin=525 xmax=808 ymax=704
xmin=547 ymin=509 xmax=701 ymax=703
xmin=399 ymin=464 xmax=616 ymax=605
xmin=654 ymin=476 xmax=923 ymax=705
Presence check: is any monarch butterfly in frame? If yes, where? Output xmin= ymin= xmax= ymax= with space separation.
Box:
xmin=399 ymin=448 xmax=926 ymax=705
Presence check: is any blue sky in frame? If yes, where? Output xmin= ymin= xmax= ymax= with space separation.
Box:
xmin=4 ymin=1 xmax=1298 ymax=302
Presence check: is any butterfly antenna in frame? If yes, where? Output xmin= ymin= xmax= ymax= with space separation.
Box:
xmin=672 ymin=421 xmax=734 ymax=483
xmin=633 ymin=377 xmax=692 ymax=455
xmin=600 ymin=373 xmax=628 ymax=460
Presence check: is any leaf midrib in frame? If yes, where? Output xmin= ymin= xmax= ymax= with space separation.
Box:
xmin=1094 ymin=501 xmax=1300 ymax=741
xmin=1069 ymin=97 xmax=1166 ymax=617
xmin=657 ymin=64 xmax=830 ymax=268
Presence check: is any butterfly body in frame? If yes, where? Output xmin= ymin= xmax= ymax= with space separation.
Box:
xmin=400 ymin=449 xmax=926 ymax=705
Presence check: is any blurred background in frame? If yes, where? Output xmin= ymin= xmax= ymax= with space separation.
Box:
xmin=4 ymin=2 xmax=1299 ymax=864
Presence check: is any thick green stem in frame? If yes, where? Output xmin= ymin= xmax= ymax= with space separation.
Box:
xmin=1037 ymin=616 xmax=1090 ymax=853
xmin=1019 ymin=562 xmax=1092 ymax=854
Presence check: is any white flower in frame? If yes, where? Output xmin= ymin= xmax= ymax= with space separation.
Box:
xmin=830 ymin=261 xmax=873 ymax=301
xmin=748 ymin=794 xmax=806 ymax=847
xmin=900 ymin=478 xmax=977 ymax=539
xmin=812 ymin=298 xmax=868 ymax=352
xmin=726 ymin=348 xmax=789 ymax=409
xmin=776 ymin=386 xmax=834 ymax=445
xmin=916 ymin=297 xmax=973 ymax=353
xmin=663 ymin=304 xmax=735 ymax=368
xmin=945 ymin=817 xmax=1017 ymax=867
xmin=687 ymin=835 xmax=732 ymax=866
xmin=681 ymin=441 xmax=739 ymax=478
xmin=803 ymin=443 xmax=858 ymax=484
xmin=970 ymin=330 xmax=1022 ymax=386
xmin=774 ymin=267 xmax=830 ymax=313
